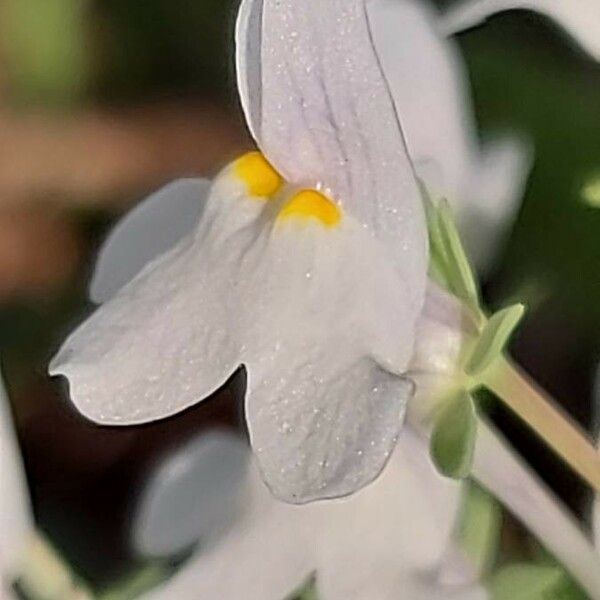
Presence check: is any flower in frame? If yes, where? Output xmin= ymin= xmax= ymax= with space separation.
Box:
xmin=132 ymin=430 xmax=250 ymax=559
xmin=0 ymin=367 xmax=34 ymax=598
xmin=48 ymin=0 xmax=600 ymax=506
xmin=368 ymin=0 xmax=532 ymax=272
xmin=440 ymin=0 xmax=600 ymax=62
xmin=135 ymin=428 xmax=484 ymax=600
xmin=50 ymin=0 xmax=430 ymax=505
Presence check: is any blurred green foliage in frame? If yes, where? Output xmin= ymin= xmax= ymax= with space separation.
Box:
xmin=461 ymin=15 xmax=600 ymax=339
xmin=2 ymin=0 xmax=90 ymax=105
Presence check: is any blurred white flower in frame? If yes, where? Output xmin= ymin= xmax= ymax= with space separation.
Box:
xmin=137 ymin=429 xmax=485 ymax=600
xmin=369 ymin=0 xmax=532 ymax=271
xmin=132 ymin=431 xmax=249 ymax=559
xmin=0 ymin=367 xmax=33 ymax=595
xmin=50 ymin=0 xmax=430 ymax=505
xmin=440 ymin=0 xmax=600 ymax=61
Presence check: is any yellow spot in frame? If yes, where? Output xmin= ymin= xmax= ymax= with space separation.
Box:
xmin=278 ymin=189 xmax=341 ymax=227
xmin=235 ymin=151 xmax=283 ymax=198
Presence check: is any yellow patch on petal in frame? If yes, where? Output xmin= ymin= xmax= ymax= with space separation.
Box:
xmin=235 ymin=151 xmax=283 ymax=198
xmin=278 ymin=189 xmax=341 ymax=227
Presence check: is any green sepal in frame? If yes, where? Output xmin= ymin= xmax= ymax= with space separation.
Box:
xmin=290 ymin=578 xmax=319 ymax=600
xmin=490 ymin=564 xmax=564 ymax=600
xmin=457 ymin=484 xmax=502 ymax=577
xmin=424 ymin=194 xmax=479 ymax=307
xmin=465 ymin=304 xmax=525 ymax=376
xmin=430 ymin=390 xmax=478 ymax=479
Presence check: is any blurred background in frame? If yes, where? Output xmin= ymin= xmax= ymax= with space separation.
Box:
xmin=1 ymin=0 xmax=600 ymax=592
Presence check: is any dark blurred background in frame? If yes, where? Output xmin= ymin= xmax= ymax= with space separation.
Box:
xmin=0 ymin=0 xmax=599 ymax=590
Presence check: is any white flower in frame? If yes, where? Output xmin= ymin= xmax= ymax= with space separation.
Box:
xmin=0 ymin=367 xmax=34 ymax=596
xmin=132 ymin=430 xmax=250 ymax=559
xmin=368 ymin=0 xmax=532 ymax=271
xmin=371 ymin=0 xmax=600 ymax=270
xmin=49 ymin=0 xmax=600 ymax=507
xmin=440 ymin=0 xmax=600 ymax=62
xmin=135 ymin=428 xmax=485 ymax=600
xmin=50 ymin=0 xmax=430 ymax=505
xmin=125 ymin=304 xmax=479 ymax=598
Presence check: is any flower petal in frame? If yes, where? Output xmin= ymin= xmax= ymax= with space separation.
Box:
xmin=240 ymin=206 xmax=418 ymax=502
xmin=236 ymin=0 xmax=428 ymax=319
xmin=368 ymin=0 xmax=477 ymax=202
xmin=235 ymin=0 xmax=263 ymax=141
xmin=317 ymin=429 xmax=463 ymax=598
xmin=440 ymin=0 xmax=600 ymax=61
xmin=460 ymin=135 xmax=532 ymax=271
xmin=248 ymin=357 xmax=413 ymax=503
xmin=142 ymin=430 xmax=464 ymax=600
xmin=90 ymin=179 xmax=210 ymax=304
xmin=140 ymin=463 xmax=314 ymax=600
xmin=49 ymin=171 xmax=258 ymax=425
xmin=132 ymin=431 xmax=249 ymax=558
xmin=0 ymin=368 xmax=33 ymax=578
xmin=368 ymin=0 xmax=532 ymax=271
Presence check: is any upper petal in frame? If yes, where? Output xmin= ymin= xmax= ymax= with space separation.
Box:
xmin=0 ymin=369 xmax=33 ymax=579
xmin=235 ymin=0 xmax=263 ymax=142
xmin=440 ymin=0 xmax=600 ymax=61
xmin=235 ymin=0 xmax=428 ymax=319
xmin=90 ymin=179 xmax=210 ymax=304
xmin=49 ymin=169 xmax=259 ymax=425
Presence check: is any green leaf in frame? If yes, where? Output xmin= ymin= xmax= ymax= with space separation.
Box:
xmin=490 ymin=564 xmax=564 ymax=600
xmin=457 ymin=484 xmax=502 ymax=577
xmin=465 ymin=304 xmax=526 ymax=376
xmin=430 ymin=390 xmax=478 ymax=479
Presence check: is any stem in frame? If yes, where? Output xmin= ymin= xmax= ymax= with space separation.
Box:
xmin=472 ymin=419 xmax=600 ymax=600
xmin=18 ymin=533 xmax=93 ymax=600
xmin=480 ymin=356 xmax=600 ymax=495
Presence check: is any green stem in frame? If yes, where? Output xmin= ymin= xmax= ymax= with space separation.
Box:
xmin=18 ymin=533 xmax=94 ymax=600
xmin=472 ymin=420 xmax=600 ymax=600
xmin=480 ymin=356 xmax=600 ymax=494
